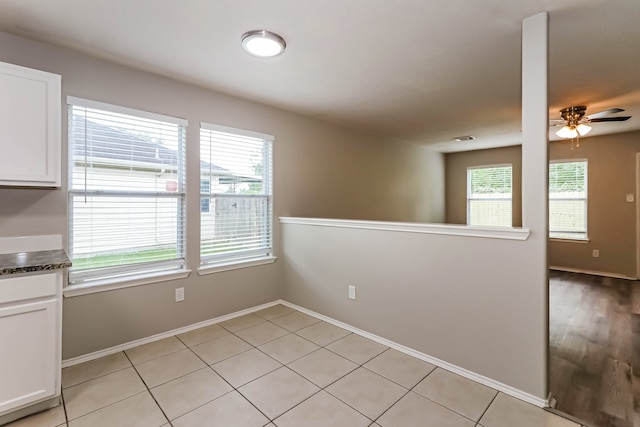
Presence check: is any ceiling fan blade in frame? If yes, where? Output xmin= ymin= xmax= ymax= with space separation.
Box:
xmin=588 ymin=116 xmax=631 ymax=122
xmin=586 ymin=108 xmax=625 ymax=119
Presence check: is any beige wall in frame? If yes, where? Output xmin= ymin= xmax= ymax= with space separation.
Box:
xmin=445 ymin=131 xmax=640 ymax=277
xmin=282 ymin=222 xmax=546 ymax=399
xmin=0 ymin=32 xmax=444 ymax=359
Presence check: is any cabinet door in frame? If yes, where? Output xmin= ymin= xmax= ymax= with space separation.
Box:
xmin=0 ymin=299 xmax=57 ymax=414
xmin=0 ymin=62 xmax=61 ymax=187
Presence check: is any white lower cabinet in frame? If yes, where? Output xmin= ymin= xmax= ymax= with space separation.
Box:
xmin=0 ymin=272 xmax=62 ymax=418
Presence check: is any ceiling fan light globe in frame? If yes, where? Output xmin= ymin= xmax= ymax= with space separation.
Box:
xmin=576 ymin=123 xmax=592 ymax=136
xmin=556 ymin=125 xmax=578 ymax=139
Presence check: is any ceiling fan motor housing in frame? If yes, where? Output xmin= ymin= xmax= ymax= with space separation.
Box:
xmin=560 ymin=106 xmax=587 ymax=125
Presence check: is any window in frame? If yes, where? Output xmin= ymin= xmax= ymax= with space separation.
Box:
xmin=467 ymin=165 xmax=513 ymax=227
xmin=549 ymin=161 xmax=587 ymax=240
xmin=68 ymin=97 xmax=187 ymax=286
xmin=200 ymin=122 xmax=273 ymax=268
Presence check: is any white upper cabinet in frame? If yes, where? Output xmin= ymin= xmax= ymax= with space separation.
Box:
xmin=0 ymin=61 xmax=61 ymax=187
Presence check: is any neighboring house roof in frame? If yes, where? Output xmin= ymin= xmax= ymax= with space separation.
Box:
xmin=70 ymin=116 xmax=229 ymax=174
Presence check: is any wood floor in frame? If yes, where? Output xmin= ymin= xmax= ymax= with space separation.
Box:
xmin=549 ymin=270 xmax=640 ymax=427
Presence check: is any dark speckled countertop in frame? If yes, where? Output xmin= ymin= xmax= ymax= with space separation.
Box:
xmin=0 ymin=249 xmax=71 ymax=276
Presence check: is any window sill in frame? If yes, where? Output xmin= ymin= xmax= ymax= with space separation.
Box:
xmin=63 ymin=269 xmax=191 ymax=297
xmin=197 ymin=256 xmax=277 ymax=275
xmin=549 ymin=238 xmax=590 ymax=243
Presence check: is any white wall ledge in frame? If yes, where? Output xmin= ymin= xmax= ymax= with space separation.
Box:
xmin=279 ymin=217 xmax=530 ymax=241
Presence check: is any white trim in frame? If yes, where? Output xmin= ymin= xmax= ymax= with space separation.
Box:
xmin=63 ymin=269 xmax=191 ymax=297
xmin=548 ymin=238 xmax=590 ymax=244
xmin=549 ymin=158 xmax=588 ymax=165
xmin=197 ymin=256 xmax=277 ymax=275
xmin=279 ymin=217 xmax=530 ymax=241
xmin=61 ymin=300 xmax=281 ymax=367
xmin=66 ymin=96 xmax=188 ymax=127
xmin=200 ymin=121 xmax=274 ymax=142
xmin=550 ymin=266 xmax=637 ymax=281
xmin=466 ymin=163 xmax=513 ymax=171
xmin=61 ymin=297 xmax=548 ymax=408
xmin=278 ymin=300 xmax=548 ymax=408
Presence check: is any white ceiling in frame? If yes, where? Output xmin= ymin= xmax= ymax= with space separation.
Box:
xmin=0 ymin=0 xmax=638 ymax=152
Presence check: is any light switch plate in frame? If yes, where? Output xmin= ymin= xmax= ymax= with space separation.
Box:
xmin=626 ymin=194 xmax=635 ymax=202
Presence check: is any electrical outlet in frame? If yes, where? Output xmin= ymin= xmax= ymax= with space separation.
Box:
xmin=626 ymin=194 xmax=635 ymax=202
xmin=592 ymin=249 xmax=600 ymax=258
xmin=348 ymin=285 xmax=356 ymax=300
xmin=175 ymin=287 xmax=185 ymax=302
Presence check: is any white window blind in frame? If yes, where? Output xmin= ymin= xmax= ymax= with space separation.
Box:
xmin=68 ymin=97 xmax=187 ymax=285
xmin=549 ymin=160 xmax=588 ymax=240
xmin=467 ymin=165 xmax=513 ymax=227
xmin=200 ymin=123 xmax=273 ymax=267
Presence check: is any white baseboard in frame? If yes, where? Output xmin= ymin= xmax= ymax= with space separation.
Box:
xmin=550 ymin=266 xmax=637 ymax=281
xmin=62 ymin=298 xmax=548 ymax=408
xmin=279 ymin=300 xmax=548 ymax=408
xmin=61 ymin=300 xmax=281 ymax=368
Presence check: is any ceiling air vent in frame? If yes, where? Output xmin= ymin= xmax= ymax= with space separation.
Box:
xmin=453 ymin=135 xmax=476 ymax=142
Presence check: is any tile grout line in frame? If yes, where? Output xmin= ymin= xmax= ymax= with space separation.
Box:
xmin=223 ymin=314 xmax=458 ymax=425
xmin=61 ymin=356 xmax=133 ymax=390
xmin=60 ymin=388 xmax=69 ymax=426
xmin=370 ymin=386 xmax=413 ymax=425
xmin=317 ymin=346 xmax=406 ymax=424
xmin=125 ymin=343 xmax=187 ymax=368
xmin=62 ymin=307 xmax=510 ymax=426
xmin=122 ymin=351 xmax=172 ymax=426
xmin=181 ymin=337 xmax=277 ymax=424
xmin=215 ymin=338 xmax=309 ymax=422
xmin=475 ymin=390 xmax=500 ymax=426
xmin=258 ymin=372 xmax=327 ymax=424
xmin=59 ymin=310 xmax=348 ymax=425
xmin=181 ymin=313 xmax=369 ymax=424
xmin=64 ymin=389 xmax=150 ymax=424
xmin=402 ymin=367 xmax=501 ymax=425
xmin=63 ymin=355 xmax=151 ymax=423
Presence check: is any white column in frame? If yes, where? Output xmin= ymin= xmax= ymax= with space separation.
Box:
xmin=521 ymin=11 xmax=549 ymax=398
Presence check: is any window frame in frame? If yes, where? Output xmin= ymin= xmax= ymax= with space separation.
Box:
xmin=466 ymin=164 xmax=513 ymax=228
xmin=66 ymin=96 xmax=189 ymax=293
xmin=197 ymin=122 xmax=275 ymax=275
xmin=549 ymin=159 xmax=588 ymax=241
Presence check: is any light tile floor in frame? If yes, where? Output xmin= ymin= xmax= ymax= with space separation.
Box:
xmin=7 ymin=305 xmax=585 ymax=427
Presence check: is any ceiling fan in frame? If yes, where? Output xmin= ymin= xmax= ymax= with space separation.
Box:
xmin=551 ymin=105 xmax=631 ymax=141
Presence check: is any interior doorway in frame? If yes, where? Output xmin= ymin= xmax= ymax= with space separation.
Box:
xmin=636 ymin=153 xmax=640 ymax=280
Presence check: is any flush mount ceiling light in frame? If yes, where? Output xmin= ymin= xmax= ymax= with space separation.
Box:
xmin=241 ymin=30 xmax=286 ymax=58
